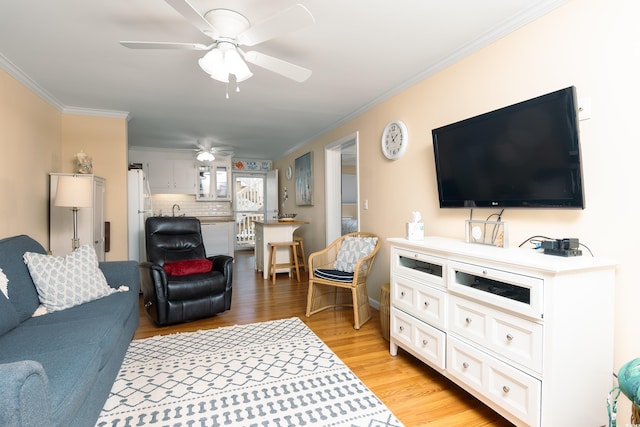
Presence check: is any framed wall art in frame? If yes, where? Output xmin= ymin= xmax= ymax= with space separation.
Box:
xmin=295 ymin=152 xmax=313 ymax=206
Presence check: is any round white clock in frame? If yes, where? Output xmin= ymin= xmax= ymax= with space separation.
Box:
xmin=381 ymin=120 xmax=408 ymax=160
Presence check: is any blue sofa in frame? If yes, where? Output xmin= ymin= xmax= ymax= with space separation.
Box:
xmin=0 ymin=235 xmax=140 ymax=427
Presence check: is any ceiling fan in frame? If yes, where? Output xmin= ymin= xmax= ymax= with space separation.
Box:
xmin=121 ymin=0 xmax=314 ymax=89
xmin=194 ymin=143 xmax=234 ymax=161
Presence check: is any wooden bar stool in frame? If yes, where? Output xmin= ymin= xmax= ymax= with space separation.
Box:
xmin=268 ymin=241 xmax=300 ymax=285
xmin=293 ymin=235 xmax=307 ymax=272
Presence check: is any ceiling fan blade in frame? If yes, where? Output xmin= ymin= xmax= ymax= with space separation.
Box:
xmin=236 ymin=4 xmax=314 ymax=47
xmin=165 ymin=0 xmax=217 ymax=34
xmin=120 ymin=41 xmax=211 ymax=50
xmin=243 ymin=50 xmax=312 ymax=82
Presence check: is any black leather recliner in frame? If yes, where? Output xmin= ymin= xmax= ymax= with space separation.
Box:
xmin=140 ymin=216 xmax=233 ymax=326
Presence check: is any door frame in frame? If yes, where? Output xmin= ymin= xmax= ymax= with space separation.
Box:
xmin=325 ymin=132 xmax=359 ymax=246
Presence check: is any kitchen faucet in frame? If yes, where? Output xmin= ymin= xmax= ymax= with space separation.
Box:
xmin=172 ymin=204 xmax=181 ymax=216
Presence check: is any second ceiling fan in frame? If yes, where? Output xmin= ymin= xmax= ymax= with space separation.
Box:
xmin=121 ymin=0 xmax=314 ymax=87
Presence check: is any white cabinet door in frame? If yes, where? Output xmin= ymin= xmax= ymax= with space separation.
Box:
xmin=172 ymin=159 xmax=197 ymax=193
xmin=142 ymin=153 xmax=196 ymax=194
xmin=92 ymin=178 xmax=105 ymax=260
xmin=196 ymin=158 xmax=231 ymax=201
xmin=201 ymin=222 xmax=234 ymax=257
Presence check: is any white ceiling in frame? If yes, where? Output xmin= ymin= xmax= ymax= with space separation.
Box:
xmin=0 ymin=0 xmax=565 ymax=160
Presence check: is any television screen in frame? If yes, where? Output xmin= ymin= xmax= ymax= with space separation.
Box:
xmin=432 ymin=86 xmax=585 ymax=209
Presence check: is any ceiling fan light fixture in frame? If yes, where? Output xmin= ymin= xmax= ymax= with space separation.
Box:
xmin=199 ymin=49 xmax=229 ymax=82
xmin=196 ymin=150 xmax=215 ymax=162
xmin=210 ymin=69 xmax=230 ymax=83
xmin=224 ymin=48 xmax=252 ymax=82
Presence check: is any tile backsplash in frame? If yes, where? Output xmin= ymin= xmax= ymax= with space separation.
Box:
xmin=151 ymin=194 xmax=232 ymax=217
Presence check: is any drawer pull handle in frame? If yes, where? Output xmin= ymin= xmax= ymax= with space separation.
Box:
xmin=422 ymin=339 xmax=428 ymax=346
xmin=462 ymin=362 xmax=469 ymax=369
xmin=506 ymin=334 xmax=514 ymax=341
xmin=465 ymin=317 xmax=472 ymax=324
xmin=502 ymin=386 xmax=510 ymax=394
xmin=400 ymin=291 xmax=406 ymax=297
xmin=399 ymin=326 xmax=404 ymax=331
xmin=424 ymin=301 xmax=430 ymax=307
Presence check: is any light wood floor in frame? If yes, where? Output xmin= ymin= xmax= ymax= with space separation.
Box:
xmin=134 ymin=249 xmax=513 ymax=427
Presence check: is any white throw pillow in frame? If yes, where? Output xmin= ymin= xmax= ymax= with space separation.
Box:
xmin=333 ymin=236 xmax=378 ymax=273
xmin=23 ymin=245 xmax=116 ymax=313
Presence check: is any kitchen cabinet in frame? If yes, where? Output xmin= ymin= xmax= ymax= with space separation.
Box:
xmin=147 ymin=158 xmax=196 ymax=194
xmin=129 ymin=149 xmax=197 ymax=194
xmin=200 ymin=221 xmax=234 ymax=257
xmin=49 ymin=173 xmax=105 ymax=260
xmin=196 ymin=158 xmax=231 ymax=201
xmin=388 ymin=237 xmax=616 ymax=427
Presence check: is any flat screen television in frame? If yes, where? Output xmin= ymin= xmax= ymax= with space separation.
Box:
xmin=432 ymin=86 xmax=585 ymax=209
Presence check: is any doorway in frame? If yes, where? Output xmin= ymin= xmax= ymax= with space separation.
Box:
xmin=233 ymin=170 xmax=278 ymax=251
xmin=325 ymin=132 xmax=359 ymax=245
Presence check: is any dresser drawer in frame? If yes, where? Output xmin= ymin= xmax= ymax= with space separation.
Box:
xmin=449 ymin=295 xmax=543 ymax=374
xmin=447 ymin=336 xmax=541 ymax=427
xmin=392 ymin=275 xmax=447 ymax=329
xmin=448 ymin=260 xmax=543 ymax=320
xmin=391 ymin=307 xmax=446 ymax=370
xmin=391 ymin=247 xmax=446 ymax=288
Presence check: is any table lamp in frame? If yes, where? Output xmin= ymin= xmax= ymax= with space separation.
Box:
xmin=55 ymin=175 xmax=93 ymax=251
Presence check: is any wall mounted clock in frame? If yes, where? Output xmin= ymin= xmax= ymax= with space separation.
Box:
xmin=381 ymin=120 xmax=408 ymax=160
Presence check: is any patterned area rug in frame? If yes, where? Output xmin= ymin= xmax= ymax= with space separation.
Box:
xmin=97 ymin=317 xmax=404 ymax=426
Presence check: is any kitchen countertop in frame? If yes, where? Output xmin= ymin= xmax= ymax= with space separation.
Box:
xmin=197 ymin=216 xmax=234 ymax=223
xmin=254 ymin=220 xmax=309 ymax=225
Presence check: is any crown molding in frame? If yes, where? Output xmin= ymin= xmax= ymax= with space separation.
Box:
xmin=0 ymin=52 xmax=64 ymax=111
xmin=0 ymin=52 xmax=131 ymax=121
xmin=63 ymin=106 xmax=131 ymax=121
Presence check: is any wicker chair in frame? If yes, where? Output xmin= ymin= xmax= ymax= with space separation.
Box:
xmin=305 ymin=232 xmax=380 ymax=329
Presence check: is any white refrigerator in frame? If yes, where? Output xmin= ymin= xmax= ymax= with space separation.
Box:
xmin=127 ymin=169 xmax=153 ymax=262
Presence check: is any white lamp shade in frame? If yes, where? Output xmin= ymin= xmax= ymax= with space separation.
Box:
xmin=55 ymin=175 xmax=93 ymax=208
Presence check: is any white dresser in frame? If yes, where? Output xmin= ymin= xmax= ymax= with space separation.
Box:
xmin=388 ymin=237 xmax=616 ymax=427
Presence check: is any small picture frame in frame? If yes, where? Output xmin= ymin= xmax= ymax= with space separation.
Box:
xmin=295 ymin=152 xmax=313 ymax=206
xmin=465 ymin=220 xmax=507 ymax=248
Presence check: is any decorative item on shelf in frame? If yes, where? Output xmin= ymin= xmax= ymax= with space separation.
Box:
xmin=76 ymin=150 xmax=93 ymax=174
xmin=232 ymin=159 xmax=272 ymax=171
xmin=465 ymin=219 xmax=507 ymax=248
xmin=55 ymin=175 xmax=93 ymax=251
xmin=278 ymin=213 xmax=297 ymax=222
xmin=406 ymin=211 xmax=424 ymax=241
xmin=280 ymin=186 xmax=288 ymax=214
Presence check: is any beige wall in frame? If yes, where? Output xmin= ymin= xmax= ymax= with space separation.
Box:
xmin=61 ymin=114 xmax=129 ymax=260
xmin=0 ymin=70 xmax=129 ymax=260
xmin=276 ymin=0 xmax=639 ymax=415
xmin=0 ymin=69 xmax=61 ymax=245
